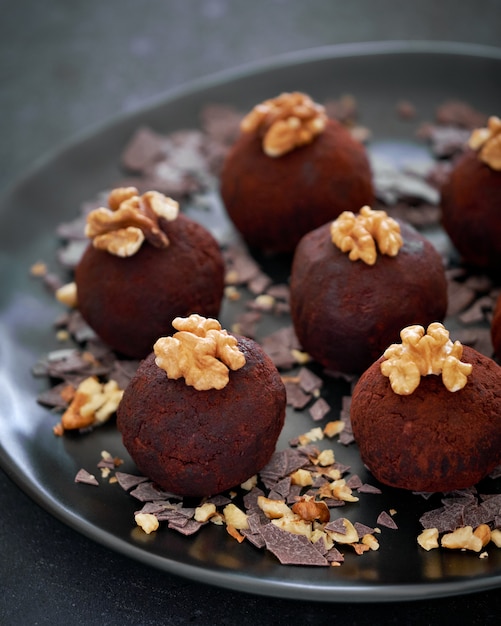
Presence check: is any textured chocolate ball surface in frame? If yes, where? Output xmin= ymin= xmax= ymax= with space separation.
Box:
xmin=441 ymin=149 xmax=501 ymax=273
xmin=350 ymin=346 xmax=501 ymax=492
xmin=220 ymin=119 xmax=374 ymax=254
xmin=117 ymin=336 xmax=286 ymax=497
xmin=75 ymin=214 xmax=225 ymax=358
xmin=289 ymin=220 xmax=448 ymax=375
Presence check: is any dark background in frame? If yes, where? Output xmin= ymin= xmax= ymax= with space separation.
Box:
xmin=2 ymin=1 xmax=501 ymax=623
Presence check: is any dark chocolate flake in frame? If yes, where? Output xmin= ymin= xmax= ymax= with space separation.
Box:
xmin=376 ymin=511 xmax=398 ymax=529
xmin=285 ymin=382 xmax=311 ymax=410
xmin=324 ymin=518 xmax=349 ymax=534
xmin=354 ymin=522 xmax=376 ymax=539
xmin=308 ymin=398 xmax=331 ymax=422
xmin=168 ymin=519 xmax=204 ymax=536
xmin=75 ymin=469 xmax=99 ymax=486
xmin=357 ymin=484 xmax=383 ymax=495
xmin=115 ymin=472 xmax=149 ymax=492
xmin=129 ymin=482 xmax=181 ymax=502
xmin=259 ymin=523 xmax=329 ymax=566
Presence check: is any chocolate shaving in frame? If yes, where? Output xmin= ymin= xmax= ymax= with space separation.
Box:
xmin=115 ymin=472 xmax=149 ymax=492
xmin=259 ymin=523 xmax=330 ymax=566
xmin=129 ymin=482 xmax=181 ymax=502
xmin=377 ymin=511 xmax=398 ymax=529
xmin=285 ymin=382 xmax=311 ymax=410
xmin=354 ymin=522 xmax=376 ymax=539
xmin=308 ymin=397 xmax=331 ymax=422
xmin=324 ymin=518 xmax=348 ymax=534
xmin=75 ymin=468 xmax=99 ymax=486
xmin=357 ymin=484 xmax=383 ymax=495
xmin=298 ymin=367 xmax=323 ymax=394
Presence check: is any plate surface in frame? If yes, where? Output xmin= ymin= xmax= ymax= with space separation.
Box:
xmin=1 ymin=41 xmax=501 ymax=602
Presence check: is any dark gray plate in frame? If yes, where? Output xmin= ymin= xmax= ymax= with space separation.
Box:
xmin=1 ymin=41 xmax=501 ymax=602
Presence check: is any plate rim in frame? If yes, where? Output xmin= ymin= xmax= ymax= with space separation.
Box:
xmin=2 ymin=39 xmax=501 ymax=602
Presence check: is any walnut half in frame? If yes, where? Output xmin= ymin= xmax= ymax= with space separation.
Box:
xmin=330 ymin=206 xmax=403 ymax=265
xmin=468 ymin=115 xmax=501 ymax=171
xmin=380 ymin=323 xmax=472 ymax=395
xmin=85 ymin=187 xmax=179 ymax=257
xmin=153 ymin=314 xmax=246 ymax=391
xmin=240 ymin=92 xmax=327 ymax=157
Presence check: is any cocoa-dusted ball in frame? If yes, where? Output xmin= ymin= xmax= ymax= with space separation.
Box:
xmin=117 ymin=335 xmax=286 ymax=497
xmin=351 ymin=346 xmax=501 ymax=492
xmin=220 ymin=100 xmax=373 ymax=254
xmin=75 ymin=213 xmax=225 ymax=359
xmin=289 ymin=219 xmax=448 ymax=376
xmin=441 ymin=149 xmax=501 ymax=273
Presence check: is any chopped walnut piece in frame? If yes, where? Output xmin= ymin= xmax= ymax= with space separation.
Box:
xmin=441 ymin=526 xmax=483 ymax=552
xmin=85 ymin=187 xmax=179 ymax=257
xmin=297 ymin=426 xmax=324 ymax=445
xmin=223 ymin=503 xmax=249 ymax=530
xmin=135 ymin=513 xmax=159 ymax=534
xmin=154 ymin=314 xmax=245 ymax=391
xmin=323 ymin=420 xmax=345 ymax=438
xmin=240 ymin=92 xmax=327 ymax=157
xmin=315 ymin=449 xmax=335 ymax=467
xmin=257 ymin=496 xmax=293 ymax=519
xmin=330 ymin=205 xmax=403 ymax=265
xmin=60 ymin=376 xmax=124 ymax=431
xmin=417 ymin=527 xmax=440 ymax=551
xmin=330 ymin=479 xmax=359 ymax=503
xmin=490 ymin=529 xmax=501 ymax=548
xmin=194 ymin=502 xmax=217 ymax=523
xmin=291 ymin=497 xmax=330 ymax=523
xmin=289 ymin=468 xmax=314 ymax=487
xmin=362 ymin=534 xmax=380 ymax=551
xmin=55 ymin=281 xmax=78 ymax=308
xmin=468 ymin=115 xmax=501 ymax=170
xmin=271 ymin=515 xmax=313 ymax=538
xmin=473 ymin=524 xmax=491 ymax=547
xmin=381 ymin=323 xmax=472 ymax=395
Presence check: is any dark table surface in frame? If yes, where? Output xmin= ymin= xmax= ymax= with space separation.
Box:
xmin=2 ymin=1 xmax=501 ymax=623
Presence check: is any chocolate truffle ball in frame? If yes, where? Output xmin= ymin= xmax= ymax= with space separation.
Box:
xmin=441 ymin=122 xmax=501 ymax=273
xmin=351 ymin=345 xmax=501 ymax=492
xmin=220 ymin=93 xmax=374 ymax=254
xmin=75 ymin=213 xmax=225 ymax=359
xmin=117 ymin=334 xmax=286 ymax=497
xmin=289 ymin=218 xmax=448 ymax=376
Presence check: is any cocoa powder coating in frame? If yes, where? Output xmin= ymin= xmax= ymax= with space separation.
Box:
xmin=117 ymin=336 xmax=286 ymax=497
xmin=441 ymin=149 xmax=501 ymax=273
xmin=289 ymin=220 xmax=448 ymax=375
xmin=75 ymin=214 xmax=225 ymax=359
xmin=350 ymin=346 xmax=501 ymax=492
xmin=220 ymin=119 xmax=374 ymax=254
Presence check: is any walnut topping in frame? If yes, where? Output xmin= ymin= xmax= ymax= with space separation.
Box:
xmin=240 ymin=92 xmax=327 ymax=157
xmin=85 ymin=187 xmax=179 ymax=257
xmin=153 ymin=314 xmax=246 ymax=391
xmin=330 ymin=206 xmax=403 ymax=265
xmin=380 ymin=323 xmax=472 ymax=395
xmin=60 ymin=376 xmax=124 ymax=431
xmin=468 ymin=115 xmax=501 ymax=170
